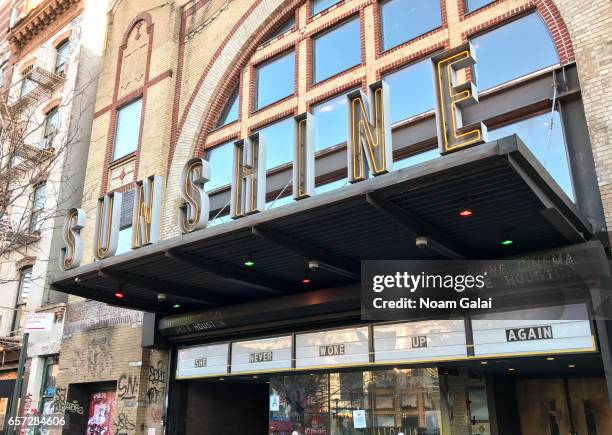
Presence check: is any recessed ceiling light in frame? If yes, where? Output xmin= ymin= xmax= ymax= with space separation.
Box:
xmin=546 ymin=357 xmax=555 ymax=361
xmin=568 ymin=364 xmax=576 ymax=368
xmin=508 ymin=368 xmax=515 ymax=372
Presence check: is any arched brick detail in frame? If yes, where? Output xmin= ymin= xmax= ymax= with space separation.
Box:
xmin=188 ymin=1 xmax=303 ymax=158
xmin=100 ymin=12 xmax=154 ymax=195
xmin=533 ymin=0 xmax=575 ymax=63
xmin=51 ymin=30 xmax=72 ymax=48
xmin=42 ymin=98 xmax=61 ymax=114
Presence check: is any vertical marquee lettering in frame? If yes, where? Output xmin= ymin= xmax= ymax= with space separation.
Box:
xmin=179 ymin=157 xmax=210 ymax=233
xmin=93 ymin=191 xmax=122 ymax=260
xmin=293 ymin=112 xmax=314 ymax=200
xmin=230 ymin=133 xmax=266 ymax=218
xmin=132 ymin=175 xmax=162 ymax=248
xmin=59 ymin=207 xmax=86 ymax=271
xmin=347 ymin=80 xmax=393 ymax=183
xmin=432 ymin=42 xmax=487 ymax=154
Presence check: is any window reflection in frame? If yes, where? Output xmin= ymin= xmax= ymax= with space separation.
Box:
xmin=257 ymin=118 xmax=294 ymax=170
xmin=312 ymin=0 xmax=341 ymax=16
xmin=314 ymin=18 xmax=361 ymax=83
xmin=216 ymin=87 xmax=239 ymax=128
xmin=257 ymin=51 xmax=295 ymax=109
xmin=488 ymin=111 xmax=574 ymax=200
xmin=313 ymin=93 xmax=351 ymax=151
xmin=465 ymin=0 xmax=496 ymax=13
xmin=472 ymin=13 xmax=558 ymax=90
xmin=113 ymin=98 xmax=142 ymax=160
xmin=205 ymin=141 xmax=234 ymax=191
xmin=116 ymin=226 xmax=132 ymax=255
xmin=395 ymin=148 xmax=439 ymax=170
xmin=380 ymin=0 xmax=442 ymax=51
xmin=384 ymin=58 xmax=435 ymax=123
xmin=269 ymin=368 xmax=441 ymax=435
xmin=316 ymin=178 xmax=348 ymax=195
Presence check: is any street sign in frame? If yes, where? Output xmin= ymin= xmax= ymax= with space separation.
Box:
xmin=24 ymin=313 xmax=54 ymax=333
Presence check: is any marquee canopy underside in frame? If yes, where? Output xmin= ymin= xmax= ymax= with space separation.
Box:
xmin=51 ymin=135 xmax=592 ymax=314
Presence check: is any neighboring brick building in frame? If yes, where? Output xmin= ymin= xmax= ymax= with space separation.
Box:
xmin=50 ymin=0 xmax=612 ymax=434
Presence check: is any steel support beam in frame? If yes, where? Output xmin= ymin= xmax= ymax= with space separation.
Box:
xmin=251 ymin=226 xmax=360 ymax=280
xmin=98 ymin=269 xmax=218 ymax=306
xmin=164 ymin=250 xmax=283 ymax=294
xmin=366 ymin=192 xmax=465 ymax=259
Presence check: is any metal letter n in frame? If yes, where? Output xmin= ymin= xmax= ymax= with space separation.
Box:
xmin=132 ymin=175 xmax=163 ymax=248
xmin=347 ymin=80 xmax=393 ymax=183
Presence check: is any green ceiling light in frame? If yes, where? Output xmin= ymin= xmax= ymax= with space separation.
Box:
xmin=172 ymin=303 xmax=181 ymax=309
xmin=244 ymin=253 xmax=255 ymax=267
xmin=501 ymin=239 xmax=514 ymax=246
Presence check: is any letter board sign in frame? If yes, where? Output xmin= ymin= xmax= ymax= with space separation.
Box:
xmin=471 ymin=304 xmax=594 ymax=356
xmin=176 ymin=343 xmax=229 ymax=379
xmin=231 ymin=336 xmax=292 ymax=374
xmin=296 ymin=327 xmax=369 ymax=368
xmin=374 ymin=319 xmax=467 ymax=363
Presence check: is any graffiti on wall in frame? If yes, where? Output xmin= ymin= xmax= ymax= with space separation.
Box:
xmin=53 ymin=387 xmax=85 ymax=415
xmin=73 ymin=337 xmax=115 ymax=376
xmin=146 ymin=360 xmax=166 ymax=405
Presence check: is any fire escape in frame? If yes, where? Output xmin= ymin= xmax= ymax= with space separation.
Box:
xmin=0 ymin=47 xmax=65 ymax=247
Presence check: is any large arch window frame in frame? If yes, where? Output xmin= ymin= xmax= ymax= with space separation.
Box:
xmin=200 ymin=0 xmax=577 ymax=219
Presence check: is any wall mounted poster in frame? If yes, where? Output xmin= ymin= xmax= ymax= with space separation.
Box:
xmin=86 ymin=390 xmax=116 ymax=435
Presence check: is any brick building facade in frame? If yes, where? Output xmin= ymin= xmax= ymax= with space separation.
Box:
xmin=49 ymin=0 xmax=612 ymax=434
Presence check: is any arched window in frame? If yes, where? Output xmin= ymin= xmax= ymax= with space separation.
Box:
xmin=202 ymin=1 xmax=571 ymax=222
xmin=54 ymin=39 xmax=70 ymax=75
xmin=472 ymin=13 xmax=559 ymax=90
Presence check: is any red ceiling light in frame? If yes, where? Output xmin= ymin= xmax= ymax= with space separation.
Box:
xmin=458 ymin=208 xmax=473 ymax=217
xmin=114 ymin=291 xmax=125 ymax=299
xmin=301 ymin=270 xmax=311 ymax=284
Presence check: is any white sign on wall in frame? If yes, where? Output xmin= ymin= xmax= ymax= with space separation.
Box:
xmin=296 ymin=326 xmax=369 ymax=368
xmin=176 ymin=343 xmax=229 ymax=379
xmin=25 ymin=313 xmax=54 ymax=333
xmin=231 ymin=336 xmax=292 ymax=374
xmin=374 ymin=319 xmax=467 ymax=363
xmin=471 ymin=304 xmax=594 ymax=356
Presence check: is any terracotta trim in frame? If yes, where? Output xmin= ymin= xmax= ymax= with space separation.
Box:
xmin=100 ymin=12 xmax=155 ymax=195
xmin=42 ymin=98 xmax=61 ymax=114
xmin=51 ymin=29 xmax=72 ymax=48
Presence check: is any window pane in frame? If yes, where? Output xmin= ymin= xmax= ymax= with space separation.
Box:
xmin=472 ymin=14 xmax=558 ymax=90
xmin=18 ymin=268 xmax=32 ymax=304
xmin=55 ymin=41 xmax=69 ymax=75
xmin=206 ymin=141 xmax=234 ymax=191
xmin=381 ymin=0 xmax=442 ymax=51
xmin=384 ymin=58 xmax=435 ymax=123
xmin=488 ymin=111 xmax=574 ymax=200
xmin=394 ymin=148 xmax=439 ymax=170
xmin=256 ymin=51 xmax=295 ymax=109
xmin=267 ymin=17 xmax=295 ymax=40
xmin=257 ymin=118 xmax=293 ymax=170
xmin=314 ymin=18 xmax=361 ymax=83
xmin=117 ymin=226 xmax=132 ymax=255
xmin=33 ymin=183 xmax=46 ymax=209
xmin=113 ymin=98 xmax=142 ymax=160
xmin=466 ymin=0 xmax=495 ymax=13
xmin=216 ymin=88 xmax=239 ymax=127
xmin=313 ymin=93 xmax=350 ymax=151
xmin=45 ymin=108 xmax=59 ymax=138
xmin=468 ymin=387 xmax=490 ymax=421
xmin=312 ymin=0 xmax=341 ymax=15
